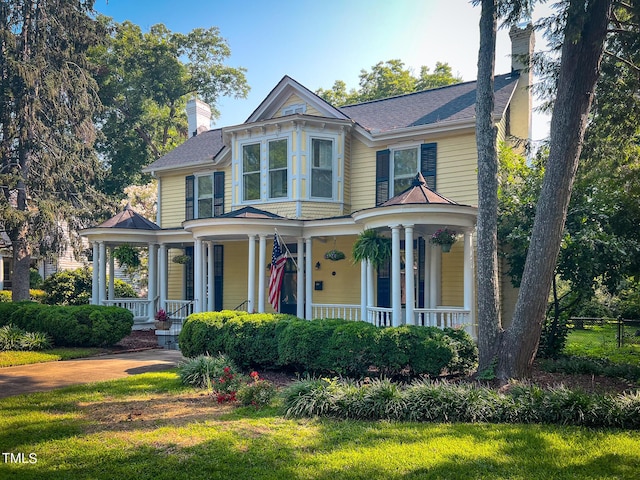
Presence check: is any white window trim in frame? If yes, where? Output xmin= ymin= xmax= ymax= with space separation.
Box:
xmin=237 ymin=133 xmax=293 ymax=205
xmin=389 ymin=144 xmax=421 ymax=197
xmin=268 ymin=138 xmax=289 ymax=199
xmin=309 ymin=136 xmax=337 ymax=200
xmin=194 ymin=173 xmax=216 ymax=219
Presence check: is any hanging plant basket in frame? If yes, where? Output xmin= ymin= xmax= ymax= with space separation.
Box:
xmin=324 ymin=249 xmax=346 ymax=261
xmin=172 ymin=254 xmax=191 ymax=264
xmin=352 ymin=229 xmax=391 ymax=268
xmin=113 ymin=244 xmax=141 ymax=269
xmin=430 ymin=228 xmax=458 ymax=253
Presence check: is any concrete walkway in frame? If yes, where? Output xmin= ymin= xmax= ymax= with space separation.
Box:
xmin=0 ymin=349 xmax=184 ymax=399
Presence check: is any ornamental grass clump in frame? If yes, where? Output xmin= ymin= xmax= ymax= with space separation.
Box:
xmin=178 ymin=353 xmax=239 ymax=389
xmin=0 ymin=324 xmax=51 ymax=351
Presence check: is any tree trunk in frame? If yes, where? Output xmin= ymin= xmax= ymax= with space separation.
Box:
xmin=475 ymin=0 xmax=503 ymax=373
xmin=497 ymin=0 xmax=613 ymax=380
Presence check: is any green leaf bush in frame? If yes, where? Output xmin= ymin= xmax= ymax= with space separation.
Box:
xmin=42 ymin=267 xmax=137 ymax=305
xmin=282 ymin=377 xmax=640 ymax=429
xmin=179 ymin=313 xmax=478 ymax=377
xmin=0 ymin=324 xmax=51 ymax=351
xmin=0 ymin=302 xmax=133 ymax=347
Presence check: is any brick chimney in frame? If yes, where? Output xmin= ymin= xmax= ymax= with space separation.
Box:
xmin=186 ymin=98 xmax=212 ymax=137
xmin=508 ymin=24 xmax=535 ymax=142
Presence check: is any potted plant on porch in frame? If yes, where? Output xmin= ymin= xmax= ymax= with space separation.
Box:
xmin=430 ymin=228 xmax=458 ymax=253
xmin=154 ymin=309 xmax=172 ymax=330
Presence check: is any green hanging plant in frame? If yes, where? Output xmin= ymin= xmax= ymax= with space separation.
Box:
xmin=352 ymin=229 xmax=391 ymax=268
xmin=113 ymin=244 xmax=141 ymax=269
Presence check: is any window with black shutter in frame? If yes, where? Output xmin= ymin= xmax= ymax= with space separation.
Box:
xmin=213 ymin=171 xmax=225 ymax=216
xmin=375 ymin=149 xmax=390 ymax=205
xmin=420 ymin=143 xmax=437 ymax=190
xmin=185 ymin=175 xmax=195 ymax=221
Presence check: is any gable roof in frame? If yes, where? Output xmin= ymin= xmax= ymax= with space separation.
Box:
xmin=220 ymin=206 xmax=283 ymax=219
xmin=98 ymin=204 xmax=160 ymax=230
xmin=143 ymin=128 xmax=224 ymax=173
xmin=339 ymin=72 xmax=519 ymax=134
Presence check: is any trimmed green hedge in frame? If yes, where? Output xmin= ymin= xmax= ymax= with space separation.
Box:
xmin=0 ymin=302 xmax=133 ymax=347
xmin=179 ymin=313 xmax=477 ymax=377
xmin=0 ymin=290 xmax=47 ymax=303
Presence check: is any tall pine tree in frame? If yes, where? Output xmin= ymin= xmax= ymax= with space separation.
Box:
xmin=0 ymin=0 xmax=111 ymax=300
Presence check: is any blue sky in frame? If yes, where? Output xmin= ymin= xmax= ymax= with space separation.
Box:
xmin=94 ymin=0 xmax=551 ymax=140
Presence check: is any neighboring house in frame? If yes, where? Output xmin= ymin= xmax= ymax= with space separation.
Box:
xmin=82 ymin=26 xmax=534 ymax=334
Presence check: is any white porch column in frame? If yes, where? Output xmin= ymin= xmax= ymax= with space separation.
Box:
xmin=366 ymin=260 xmax=374 ymax=323
xmin=305 ymin=237 xmax=312 ymax=319
xmin=424 ymin=239 xmax=432 ymax=308
xmin=429 ymin=245 xmax=441 ymax=308
xmin=463 ymin=231 xmax=474 ymax=325
xmin=360 ymin=258 xmax=367 ymax=322
xmin=159 ymin=244 xmax=167 ymax=311
xmin=391 ymin=225 xmax=402 ymax=327
xmin=0 ymin=253 xmax=4 ymax=290
xmin=247 ymin=234 xmax=256 ymax=313
xmin=91 ymin=242 xmax=99 ymax=304
xmin=200 ymin=241 xmax=207 ymax=311
xmin=148 ymin=243 xmax=157 ymax=320
xmin=98 ymin=241 xmax=106 ymax=305
xmin=194 ymin=238 xmax=203 ymax=313
xmin=404 ymin=225 xmax=415 ymax=325
xmin=207 ymin=241 xmax=215 ymax=312
xmin=296 ymin=237 xmax=305 ymax=319
xmin=108 ymin=247 xmax=115 ymax=300
xmin=258 ymin=235 xmax=266 ymax=312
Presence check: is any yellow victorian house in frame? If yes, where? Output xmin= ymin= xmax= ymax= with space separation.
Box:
xmin=82 ymin=26 xmax=534 ymax=342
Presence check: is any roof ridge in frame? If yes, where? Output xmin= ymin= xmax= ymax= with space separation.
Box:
xmin=339 ymin=71 xmax=517 ymax=109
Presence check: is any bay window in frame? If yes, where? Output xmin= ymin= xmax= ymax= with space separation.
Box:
xmin=269 ymin=139 xmax=287 ymax=198
xmin=243 ymin=143 xmax=261 ymax=201
xmin=311 ymin=138 xmax=333 ymax=198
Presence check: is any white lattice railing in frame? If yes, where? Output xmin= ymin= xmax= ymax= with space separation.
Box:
xmin=103 ymin=299 xmax=152 ymax=322
xmin=312 ymin=304 xmax=361 ymax=321
xmin=414 ymin=307 xmax=471 ymax=329
xmin=367 ymin=307 xmax=393 ymax=327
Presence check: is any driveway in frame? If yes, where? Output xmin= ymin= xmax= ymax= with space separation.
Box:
xmin=0 ymin=349 xmax=184 ymax=399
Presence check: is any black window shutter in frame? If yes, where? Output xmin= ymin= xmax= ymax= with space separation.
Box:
xmin=420 ymin=143 xmax=437 ymax=190
xmin=185 ymin=175 xmax=195 ymax=221
xmin=213 ymin=171 xmax=224 ymax=217
xmin=375 ymin=149 xmax=390 ymax=205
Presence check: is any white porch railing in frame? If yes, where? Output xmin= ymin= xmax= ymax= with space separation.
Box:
xmin=312 ymin=303 xmax=361 ymax=321
xmin=415 ymin=307 xmax=471 ymax=328
xmin=367 ymin=307 xmax=393 ymax=327
xmin=103 ymin=298 xmax=152 ymax=322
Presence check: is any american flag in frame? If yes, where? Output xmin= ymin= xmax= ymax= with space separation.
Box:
xmin=268 ymin=234 xmax=287 ymax=311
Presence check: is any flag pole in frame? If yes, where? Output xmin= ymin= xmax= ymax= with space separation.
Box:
xmin=274 ymin=228 xmax=298 ymax=270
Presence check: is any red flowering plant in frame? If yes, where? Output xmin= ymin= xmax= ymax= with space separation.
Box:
xmin=237 ymin=371 xmax=276 ymax=408
xmin=213 ymin=366 xmax=245 ymax=404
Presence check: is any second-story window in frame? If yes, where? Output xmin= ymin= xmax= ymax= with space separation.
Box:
xmin=197 ymin=176 xmax=213 ymax=217
xmin=392 ymin=147 xmax=419 ymax=195
xmin=311 ymin=138 xmax=333 ymax=198
xmin=243 ymin=143 xmax=261 ymax=201
xmin=269 ymin=139 xmax=287 ymax=198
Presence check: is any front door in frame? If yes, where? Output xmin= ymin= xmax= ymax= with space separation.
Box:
xmin=280 ymin=258 xmax=297 ymax=315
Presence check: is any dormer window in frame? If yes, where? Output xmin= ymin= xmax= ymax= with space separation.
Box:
xmin=281 ymin=103 xmax=306 ymax=116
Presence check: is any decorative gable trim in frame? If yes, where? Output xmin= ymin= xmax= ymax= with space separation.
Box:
xmin=245 ymin=76 xmax=349 ymax=124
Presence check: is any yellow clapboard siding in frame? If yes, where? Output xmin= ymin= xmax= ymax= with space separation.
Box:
xmin=221 ymin=241 xmax=250 ymax=310
xmin=440 ymin=243 xmax=464 ymax=306
xmin=349 ymin=138 xmax=377 ymax=212
xmin=160 ymin=174 xmax=186 ymax=228
xmin=272 ymin=93 xmax=322 ymax=118
xmin=167 ymin=248 xmax=185 ymax=300
xmin=436 ymin=134 xmax=479 ymax=206
xmin=309 ymin=235 xmax=361 ymax=307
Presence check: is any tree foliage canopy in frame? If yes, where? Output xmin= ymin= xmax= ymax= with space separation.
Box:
xmin=91 ymin=19 xmax=250 ymax=195
xmin=316 ymin=60 xmax=462 ymax=106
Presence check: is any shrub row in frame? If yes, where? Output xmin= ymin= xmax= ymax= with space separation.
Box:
xmin=178 ymin=312 xmax=478 ymax=377
xmin=283 ymin=377 xmax=640 ymax=429
xmin=0 ymin=290 xmax=47 ymax=303
xmin=0 ymin=302 xmax=133 ymax=347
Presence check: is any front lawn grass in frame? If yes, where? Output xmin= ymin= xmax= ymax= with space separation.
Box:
xmin=1 ymin=372 xmax=638 ymax=480
xmin=0 ymin=348 xmax=103 ymax=367
xmin=565 ymin=323 xmax=640 ymax=365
